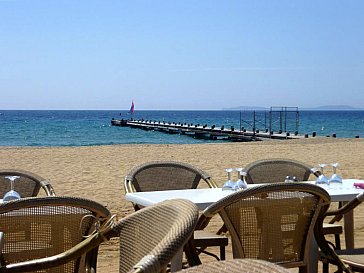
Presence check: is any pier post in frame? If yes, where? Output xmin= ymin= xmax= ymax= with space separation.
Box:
xmin=239 ymin=111 xmax=242 ymax=131
xmin=253 ymin=111 xmax=256 ymax=137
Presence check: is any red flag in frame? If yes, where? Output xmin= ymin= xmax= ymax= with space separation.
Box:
xmin=129 ymin=101 xmax=135 ymax=114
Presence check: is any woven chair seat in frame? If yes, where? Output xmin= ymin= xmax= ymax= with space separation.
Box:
xmin=193 ymin=230 xmax=228 ymax=260
xmin=177 ymin=258 xmax=291 ymax=273
xmin=193 ymin=230 xmax=228 ymax=247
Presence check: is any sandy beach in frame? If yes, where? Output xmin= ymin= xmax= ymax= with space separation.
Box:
xmin=1 ymin=138 xmax=364 ymax=272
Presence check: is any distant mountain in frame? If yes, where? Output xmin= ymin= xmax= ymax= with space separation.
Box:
xmin=301 ymin=105 xmax=364 ymax=111
xmin=223 ymin=105 xmax=364 ymax=111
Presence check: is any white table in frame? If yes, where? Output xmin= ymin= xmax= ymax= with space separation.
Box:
xmin=125 ymin=179 xmax=363 ymax=207
xmin=125 ymin=179 xmax=364 ymax=272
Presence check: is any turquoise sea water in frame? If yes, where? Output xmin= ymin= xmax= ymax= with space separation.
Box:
xmin=1 ymin=110 xmax=364 ymax=146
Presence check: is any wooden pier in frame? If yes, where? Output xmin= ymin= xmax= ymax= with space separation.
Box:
xmin=111 ymin=118 xmax=316 ymax=141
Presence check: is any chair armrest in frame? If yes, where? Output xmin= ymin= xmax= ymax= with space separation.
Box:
xmin=40 ymin=180 xmax=56 ymax=196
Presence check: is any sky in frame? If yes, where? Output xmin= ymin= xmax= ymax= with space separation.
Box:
xmin=1 ymin=0 xmax=364 ymax=110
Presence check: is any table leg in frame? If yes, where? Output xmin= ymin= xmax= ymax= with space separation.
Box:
xmin=170 ymin=246 xmax=183 ymax=272
xmin=343 ymin=203 xmax=354 ymax=249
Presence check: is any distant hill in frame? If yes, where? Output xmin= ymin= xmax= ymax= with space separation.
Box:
xmin=223 ymin=105 xmax=363 ymax=111
xmin=301 ymin=105 xmax=364 ymax=111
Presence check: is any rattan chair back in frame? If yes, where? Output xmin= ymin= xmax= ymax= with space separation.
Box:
xmin=243 ymin=158 xmax=318 ymax=184
xmin=0 ymin=196 xmax=111 ymax=273
xmin=110 ymin=199 xmax=198 ymax=273
xmin=125 ymin=161 xmax=217 ymax=195
xmin=0 ymin=169 xmax=56 ymax=197
xmin=198 ymin=183 xmax=330 ymax=271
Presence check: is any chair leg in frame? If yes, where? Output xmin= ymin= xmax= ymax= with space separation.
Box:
xmin=322 ymin=261 xmax=329 ymax=273
xmin=184 ymin=238 xmax=202 ymax=267
xmin=220 ymin=246 xmax=225 ymax=260
xmin=333 ymin=233 xmax=342 ymax=273
xmin=334 ymin=234 xmax=341 ymax=250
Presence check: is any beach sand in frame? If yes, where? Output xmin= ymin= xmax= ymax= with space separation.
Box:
xmin=1 ymin=138 xmax=364 ymax=272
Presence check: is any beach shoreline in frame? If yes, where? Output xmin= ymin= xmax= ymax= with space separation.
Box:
xmin=1 ymin=138 xmax=364 ymax=271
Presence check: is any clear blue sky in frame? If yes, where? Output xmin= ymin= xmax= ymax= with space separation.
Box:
xmin=1 ymin=0 xmax=363 ymax=110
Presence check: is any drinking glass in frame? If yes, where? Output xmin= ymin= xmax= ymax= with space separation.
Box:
xmin=315 ymin=164 xmax=329 ymax=186
xmin=235 ymin=169 xmax=248 ymax=189
xmin=222 ymin=168 xmax=235 ymax=190
xmin=329 ymin=163 xmax=343 ymax=186
xmin=3 ymin=176 xmax=21 ymax=201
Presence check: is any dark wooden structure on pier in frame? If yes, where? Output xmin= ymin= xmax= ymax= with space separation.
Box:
xmin=239 ymin=107 xmax=300 ymax=135
xmin=111 ymin=118 xmax=313 ymax=142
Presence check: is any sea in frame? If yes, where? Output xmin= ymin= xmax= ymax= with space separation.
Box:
xmin=1 ymin=110 xmax=364 ymax=147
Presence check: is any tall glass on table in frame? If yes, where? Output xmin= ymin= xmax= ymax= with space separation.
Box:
xmin=328 ymin=163 xmax=343 ymax=189
xmin=3 ymin=176 xmax=21 ymax=201
xmin=235 ymin=168 xmax=248 ymax=190
xmin=222 ymin=168 xmax=235 ymax=190
xmin=314 ymin=164 xmax=330 ymax=187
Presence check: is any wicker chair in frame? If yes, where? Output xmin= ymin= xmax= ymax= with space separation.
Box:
xmin=188 ymin=182 xmax=331 ymax=273
xmin=112 ymin=199 xmax=198 ymax=273
xmin=176 ymin=259 xmax=291 ymax=273
xmin=125 ymin=161 xmax=228 ymax=262
xmin=315 ymin=192 xmax=364 ymax=273
xmin=242 ymin=158 xmax=320 ymax=184
xmin=0 ymin=199 xmax=198 ymax=273
xmin=0 ymin=196 xmax=111 ymax=273
xmin=242 ymin=158 xmax=343 ymax=249
xmin=0 ymin=169 xmax=56 ymax=197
